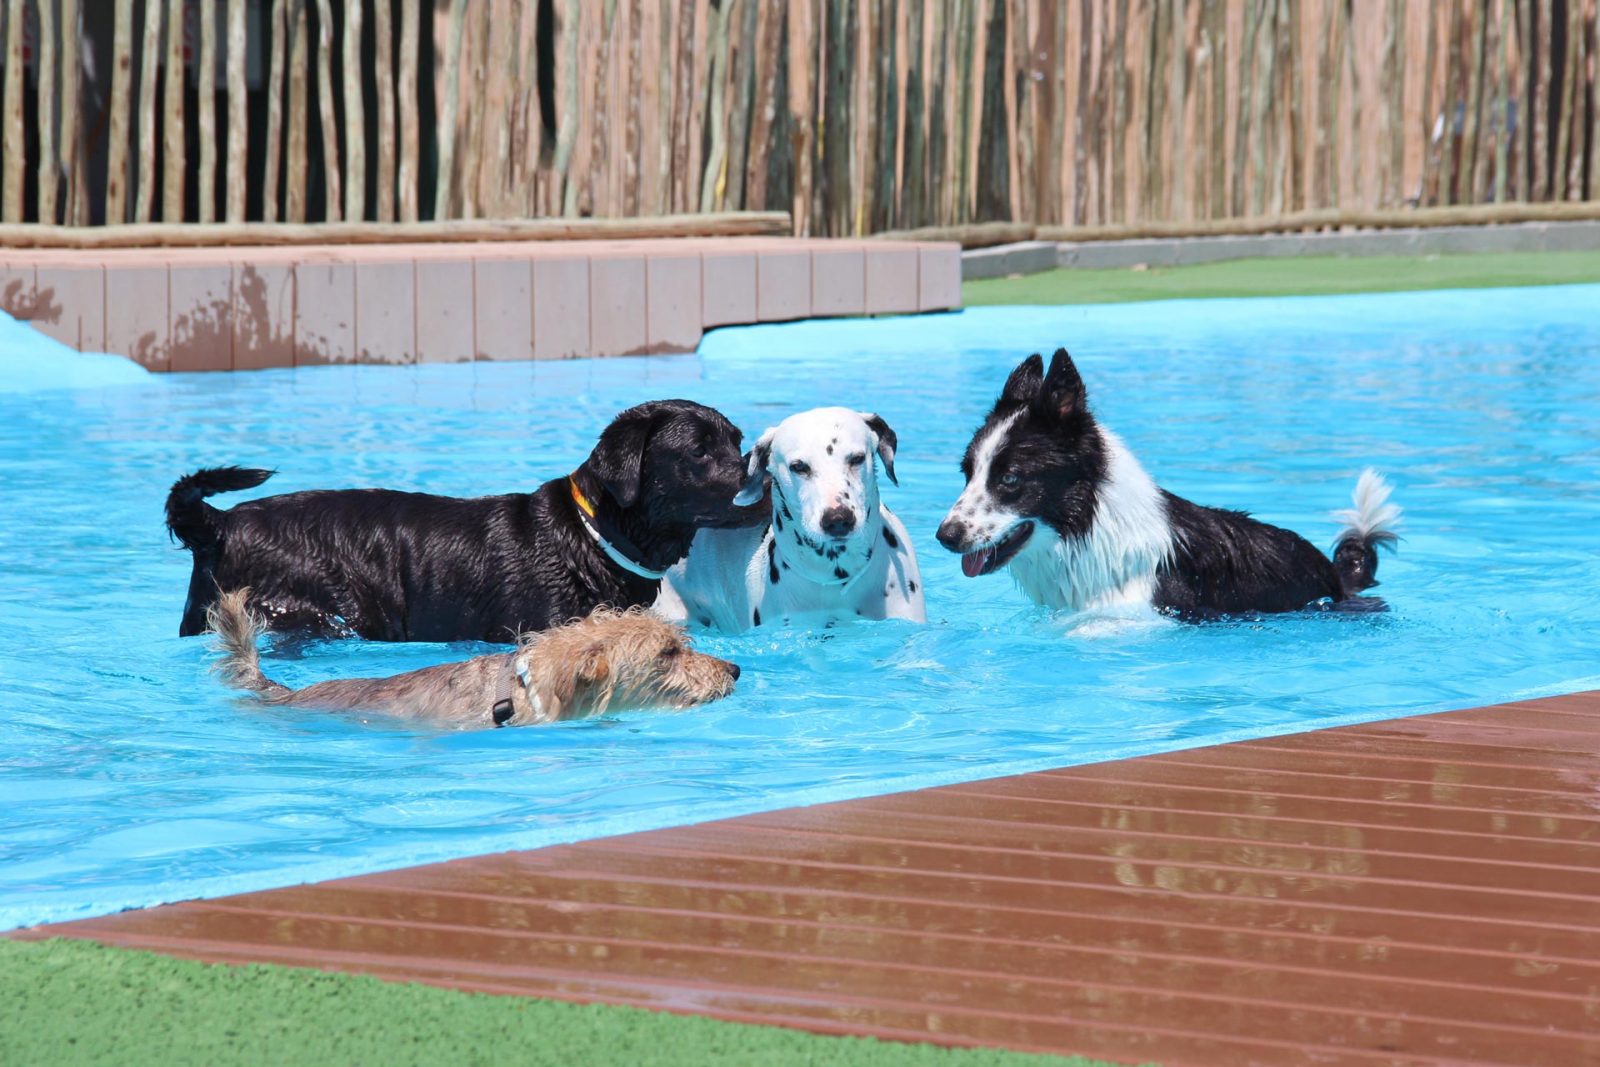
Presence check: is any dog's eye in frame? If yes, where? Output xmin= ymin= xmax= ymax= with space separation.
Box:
xmin=999 ymin=471 xmax=1020 ymax=488
xmin=659 ymin=645 xmax=680 ymax=660
xmin=788 ymin=461 xmax=812 ymax=476
xmin=689 ymin=440 xmax=709 ymax=459
xmin=846 ymin=453 xmax=866 ymax=467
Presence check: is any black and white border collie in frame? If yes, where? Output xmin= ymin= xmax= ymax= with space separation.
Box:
xmin=936 ymin=349 xmax=1401 ymax=619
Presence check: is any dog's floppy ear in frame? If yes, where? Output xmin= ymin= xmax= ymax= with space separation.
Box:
xmin=587 ymin=405 xmax=658 ymax=508
xmin=858 ymin=412 xmax=899 ymax=486
xmin=576 ymin=646 xmax=611 ymax=686
xmin=544 ymin=643 xmax=613 ymax=721
xmin=1000 ymin=353 xmax=1045 ymax=405
xmin=572 ymin=644 xmax=615 ymax=716
xmin=1037 ymin=347 xmax=1087 ymax=421
xmin=733 ymin=427 xmax=775 ymax=506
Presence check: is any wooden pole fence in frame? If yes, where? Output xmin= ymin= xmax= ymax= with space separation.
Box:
xmin=0 ymin=0 xmax=1595 ymax=237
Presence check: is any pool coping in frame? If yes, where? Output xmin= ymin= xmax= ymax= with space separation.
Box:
xmin=0 ymin=237 xmax=962 ymax=371
xmin=15 ymin=687 xmax=1600 ymax=1066
xmin=961 ymin=219 xmax=1600 ymax=279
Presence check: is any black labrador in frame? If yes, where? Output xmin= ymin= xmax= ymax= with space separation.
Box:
xmin=166 ymin=399 xmax=766 ymax=643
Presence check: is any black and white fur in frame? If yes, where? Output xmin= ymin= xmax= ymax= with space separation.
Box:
xmin=166 ymin=400 xmax=766 ymax=643
xmin=657 ymin=407 xmax=924 ymax=632
xmin=936 ymin=349 xmax=1401 ymax=619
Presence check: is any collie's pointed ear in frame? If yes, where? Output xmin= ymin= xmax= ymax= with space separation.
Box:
xmin=1000 ymin=353 xmax=1045 ymax=405
xmin=858 ymin=412 xmax=898 ymax=486
xmin=1039 ymin=347 xmax=1087 ymax=421
xmin=733 ymin=428 xmax=775 ymax=506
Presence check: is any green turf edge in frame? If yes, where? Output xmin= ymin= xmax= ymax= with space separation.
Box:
xmin=0 ymin=938 xmax=1142 ymax=1067
xmin=960 ymin=249 xmax=1600 ymax=306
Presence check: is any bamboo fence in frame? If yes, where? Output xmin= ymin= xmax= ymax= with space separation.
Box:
xmin=0 ymin=0 xmax=1595 ymax=235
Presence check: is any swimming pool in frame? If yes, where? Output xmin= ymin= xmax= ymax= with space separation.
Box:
xmin=3 ymin=284 xmax=1598 ymax=930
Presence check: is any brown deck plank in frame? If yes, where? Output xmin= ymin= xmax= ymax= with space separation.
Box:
xmin=946 ymin=774 xmax=1600 ymax=842
xmin=1086 ymin=753 xmax=1600 ymax=819
xmin=846 ymin=789 xmax=1600 ymax=865
xmin=17 ymin=691 xmax=1600 ymax=1066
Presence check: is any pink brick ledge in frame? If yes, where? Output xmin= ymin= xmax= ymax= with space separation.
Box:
xmin=0 ymin=237 xmax=962 ymax=373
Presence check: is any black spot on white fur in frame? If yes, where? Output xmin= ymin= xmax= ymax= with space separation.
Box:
xmin=834 ymin=566 xmax=848 ymax=580
xmin=753 ymin=608 xmax=761 ymax=626
xmin=882 ymin=526 xmax=898 ymax=549
xmin=767 ymin=540 xmax=780 ymax=584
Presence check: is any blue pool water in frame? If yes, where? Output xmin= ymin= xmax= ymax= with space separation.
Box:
xmin=3 ymin=285 xmax=1599 ymax=930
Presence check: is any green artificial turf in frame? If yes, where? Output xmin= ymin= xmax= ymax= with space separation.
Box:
xmin=0 ymin=938 xmax=1133 ymax=1067
xmin=961 ymin=249 xmax=1600 ymax=305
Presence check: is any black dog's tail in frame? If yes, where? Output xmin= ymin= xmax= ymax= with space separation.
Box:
xmin=207 ymin=589 xmax=293 ymax=702
xmin=1330 ymin=469 xmax=1402 ymax=597
xmin=166 ymin=466 xmax=273 ymax=549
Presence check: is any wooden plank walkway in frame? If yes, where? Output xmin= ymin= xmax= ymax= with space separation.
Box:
xmin=17 ymin=690 xmax=1600 ymax=1067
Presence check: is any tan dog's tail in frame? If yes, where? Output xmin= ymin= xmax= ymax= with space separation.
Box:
xmin=207 ymin=589 xmax=293 ymax=701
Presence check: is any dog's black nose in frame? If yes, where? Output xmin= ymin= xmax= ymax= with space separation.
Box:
xmin=820 ymin=506 xmax=856 ymax=538
xmin=728 ymin=662 xmax=741 ymax=681
xmin=936 ymin=518 xmax=966 ymax=551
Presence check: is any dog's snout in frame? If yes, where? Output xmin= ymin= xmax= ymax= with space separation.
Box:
xmin=820 ymin=506 xmax=856 ymax=538
xmin=727 ymin=662 xmax=741 ymax=682
xmin=936 ymin=517 xmax=967 ymax=551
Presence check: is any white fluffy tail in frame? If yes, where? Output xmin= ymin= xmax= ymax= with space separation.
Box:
xmin=1330 ymin=469 xmax=1401 ymax=596
xmin=1332 ymin=468 xmax=1401 ymax=548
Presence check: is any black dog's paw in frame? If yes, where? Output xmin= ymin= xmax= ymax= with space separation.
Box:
xmin=1328 ymin=595 xmax=1389 ymax=615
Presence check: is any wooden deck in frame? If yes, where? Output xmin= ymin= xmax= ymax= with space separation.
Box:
xmin=17 ymin=690 xmax=1600 ymax=1066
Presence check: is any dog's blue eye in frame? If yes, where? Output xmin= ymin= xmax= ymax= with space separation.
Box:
xmin=1000 ymin=471 xmax=1019 ymax=488
xmin=789 ymin=461 xmax=812 ymax=476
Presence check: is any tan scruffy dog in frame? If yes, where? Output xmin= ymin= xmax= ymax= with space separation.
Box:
xmin=208 ymin=589 xmax=740 ymax=727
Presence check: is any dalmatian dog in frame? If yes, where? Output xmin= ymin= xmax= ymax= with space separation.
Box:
xmin=657 ymin=408 xmax=924 ymax=633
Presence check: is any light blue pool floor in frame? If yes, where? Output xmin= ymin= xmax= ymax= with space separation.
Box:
xmin=2 ymin=285 xmax=1598 ymax=929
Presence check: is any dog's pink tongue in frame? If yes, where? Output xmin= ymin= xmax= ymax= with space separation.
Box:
xmin=961 ymin=548 xmax=991 ymax=578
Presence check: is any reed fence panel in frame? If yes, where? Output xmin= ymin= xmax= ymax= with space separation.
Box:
xmin=0 ymin=0 xmax=1594 ymax=234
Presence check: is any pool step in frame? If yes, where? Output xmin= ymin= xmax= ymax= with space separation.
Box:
xmin=0 ymin=238 xmax=961 ymax=372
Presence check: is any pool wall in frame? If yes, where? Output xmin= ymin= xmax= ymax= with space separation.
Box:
xmin=0 ymin=237 xmax=961 ymax=371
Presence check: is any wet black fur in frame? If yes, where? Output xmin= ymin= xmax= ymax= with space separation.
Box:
xmin=946 ymin=349 xmax=1390 ymax=620
xmin=167 ymin=400 xmax=764 ymax=642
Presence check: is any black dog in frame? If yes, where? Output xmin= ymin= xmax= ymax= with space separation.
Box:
xmin=936 ymin=349 xmax=1402 ymax=619
xmin=167 ymin=400 xmax=766 ymax=642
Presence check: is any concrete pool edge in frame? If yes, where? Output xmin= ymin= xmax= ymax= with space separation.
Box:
xmin=15 ymin=687 xmax=1600 ymax=1065
xmin=0 ymin=237 xmax=962 ymax=371
xmin=961 ymin=219 xmax=1600 ymax=279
